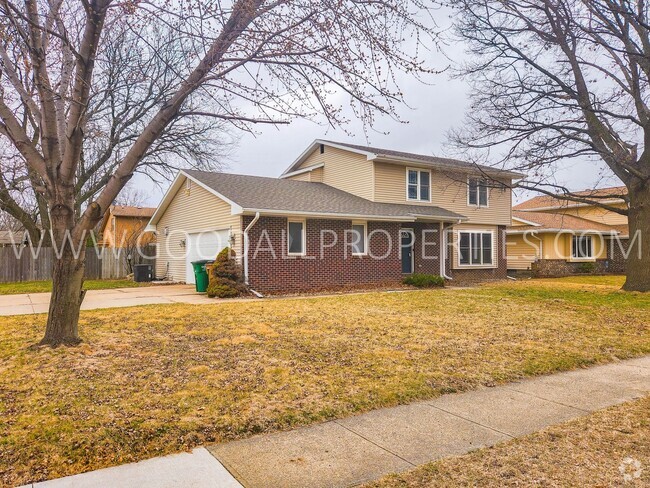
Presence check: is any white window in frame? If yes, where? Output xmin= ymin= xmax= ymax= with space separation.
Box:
xmin=407 ymin=169 xmax=431 ymax=202
xmin=468 ymin=178 xmax=489 ymax=207
xmin=287 ymin=220 xmax=305 ymax=255
xmin=572 ymin=235 xmax=593 ymax=259
xmin=350 ymin=221 xmax=367 ymax=255
xmin=459 ymin=231 xmax=493 ymax=266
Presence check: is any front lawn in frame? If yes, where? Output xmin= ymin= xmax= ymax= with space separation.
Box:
xmin=535 ymin=274 xmax=627 ymax=287
xmin=0 ymin=278 xmax=648 ymax=485
xmin=367 ymin=396 xmax=650 ymax=487
xmin=0 ymin=279 xmax=143 ymax=295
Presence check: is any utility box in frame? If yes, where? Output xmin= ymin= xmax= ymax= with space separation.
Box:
xmin=134 ymin=264 xmax=154 ymax=282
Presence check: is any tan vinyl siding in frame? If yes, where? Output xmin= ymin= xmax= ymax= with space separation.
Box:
xmin=538 ymin=232 xmax=607 ymax=261
xmin=374 ymin=162 xmax=512 ymax=225
xmin=285 ymin=166 xmax=325 ymax=183
xmin=558 ymin=204 xmax=628 ymax=226
xmin=506 ymin=233 xmax=542 ymax=270
xmin=285 ymin=172 xmax=311 ymax=182
xmin=311 ymin=166 xmax=324 ymax=182
xmin=298 ymin=146 xmax=374 ymax=199
xmin=450 ymin=224 xmax=500 ymax=270
xmin=155 ymin=177 xmax=241 ymax=281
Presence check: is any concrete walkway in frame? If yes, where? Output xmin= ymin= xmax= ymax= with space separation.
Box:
xmin=0 ymin=284 xmax=221 ymax=316
xmin=22 ymin=356 xmax=650 ymax=488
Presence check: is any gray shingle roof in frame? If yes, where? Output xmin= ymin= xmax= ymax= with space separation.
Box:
xmin=313 ymin=140 xmax=524 ymax=178
xmin=185 ymin=170 xmax=466 ymax=221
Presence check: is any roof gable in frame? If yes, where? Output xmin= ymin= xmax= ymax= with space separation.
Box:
xmin=281 ymin=139 xmax=524 ymax=179
xmin=158 ymin=169 xmax=467 ymax=222
xmin=514 ymin=186 xmax=628 ymax=211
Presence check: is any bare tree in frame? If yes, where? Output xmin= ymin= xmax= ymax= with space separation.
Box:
xmin=0 ymin=0 xmax=438 ymax=345
xmin=0 ymin=20 xmax=232 ymax=246
xmin=449 ymin=0 xmax=650 ymax=291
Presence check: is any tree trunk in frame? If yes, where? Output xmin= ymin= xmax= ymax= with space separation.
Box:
xmin=40 ymin=246 xmax=86 ymax=346
xmin=622 ymin=185 xmax=650 ymax=292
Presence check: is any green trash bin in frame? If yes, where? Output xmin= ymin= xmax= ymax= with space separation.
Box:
xmin=191 ymin=260 xmax=211 ymax=293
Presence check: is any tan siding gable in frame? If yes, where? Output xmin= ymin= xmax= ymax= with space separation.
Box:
xmin=556 ymin=204 xmax=628 ymax=226
xmin=297 ymin=146 xmax=374 ymax=199
xmin=285 ymin=172 xmax=311 ymax=182
xmin=374 ymin=162 xmax=512 ymax=226
xmin=155 ymin=177 xmax=242 ymax=281
xmin=284 ymin=166 xmax=325 ymax=183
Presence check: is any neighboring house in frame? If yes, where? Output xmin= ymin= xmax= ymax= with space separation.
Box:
xmin=0 ymin=230 xmax=25 ymax=247
xmin=147 ymin=140 xmax=521 ymax=292
xmin=507 ymin=187 xmax=629 ymax=275
xmin=98 ymin=205 xmax=157 ymax=248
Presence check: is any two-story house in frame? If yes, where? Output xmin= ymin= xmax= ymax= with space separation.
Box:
xmin=147 ymin=140 xmax=520 ymax=292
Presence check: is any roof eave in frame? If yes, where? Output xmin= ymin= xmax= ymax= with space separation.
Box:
xmin=374 ymin=155 xmax=524 ymax=179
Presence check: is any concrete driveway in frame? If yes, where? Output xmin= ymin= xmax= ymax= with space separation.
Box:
xmin=0 ymin=284 xmax=219 ymax=316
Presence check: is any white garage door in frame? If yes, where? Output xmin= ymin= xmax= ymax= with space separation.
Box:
xmin=185 ymin=230 xmax=230 ymax=284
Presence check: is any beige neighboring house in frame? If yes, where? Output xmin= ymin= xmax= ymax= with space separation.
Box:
xmin=98 ymin=205 xmax=157 ymax=248
xmin=0 ymin=230 xmax=25 ymax=247
xmin=507 ymin=187 xmax=629 ymax=275
xmin=147 ymin=140 xmax=521 ymax=292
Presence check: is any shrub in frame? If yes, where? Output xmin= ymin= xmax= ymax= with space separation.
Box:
xmin=206 ymin=247 xmax=248 ymax=298
xmin=577 ymin=262 xmax=596 ymax=274
xmin=403 ymin=274 xmax=445 ymax=288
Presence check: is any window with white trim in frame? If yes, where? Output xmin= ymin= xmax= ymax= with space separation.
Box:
xmin=287 ymin=220 xmax=305 ymax=255
xmin=407 ymin=169 xmax=431 ymax=201
xmin=572 ymin=235 xmax=593 ymax=259
xmin=459 ymin=231 xmax=493 ymax=266
xmin=468 ymin=178 xmax=489 ymax=206
xmin=350 ymin=221 xmax=367 ymax=255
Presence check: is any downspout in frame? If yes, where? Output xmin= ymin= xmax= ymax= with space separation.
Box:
xmin=440 ymin=221 xmax=453 ymax=280
xmin=243 ymin=212 xmax=260 ymax=286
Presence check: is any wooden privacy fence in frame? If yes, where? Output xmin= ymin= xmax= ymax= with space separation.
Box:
xmin=0 ymin=245 xmax=156 ymax=283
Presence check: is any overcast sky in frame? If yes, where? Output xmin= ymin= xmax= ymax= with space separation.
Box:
xmin=139 ymin=7 xmax=621 ymax=207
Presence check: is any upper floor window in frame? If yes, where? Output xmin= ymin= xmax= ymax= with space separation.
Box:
xmin=407 ymin=169 xmax=431 ymax=201
xmin=572 ymin=235 xmax=593 ymax=259
xmin=468 ymin=178 xmax=489 ymax=207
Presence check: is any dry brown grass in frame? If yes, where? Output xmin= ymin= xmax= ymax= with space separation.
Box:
xmin=0 ymin=278 xmax=648 ymax=486
xmin=367 ymin=396 xmax=650 ymax=487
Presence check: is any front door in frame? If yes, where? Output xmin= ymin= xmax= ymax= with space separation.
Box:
xmin=401 ymin=229 xmax=414 ymax=274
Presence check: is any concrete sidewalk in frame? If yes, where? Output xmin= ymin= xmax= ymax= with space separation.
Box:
xmin=21 ymin=356 xmax=650 ymax=487
xmin=0 ymin=284 xmax=223 ymax=316
xmin=209 ymin=356 xmax=650 ymax=488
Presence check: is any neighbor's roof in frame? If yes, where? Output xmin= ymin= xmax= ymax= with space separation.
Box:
xmin=99 ymin=205 xmax=156 ymax=234
xmin=110 ymin=205 xmax=157 ymax=218
xmin=281 ymin=140 xmax=524 ymax=179
xmin=179 ymin=170 xmax=467 ymax=222
xmin=510 ymin=210 xmax=619 ymax=234
xmin=514 ymin=186 xmax=628 ymax=211
xmin=0 ymin=230 xmax=24 ymax=245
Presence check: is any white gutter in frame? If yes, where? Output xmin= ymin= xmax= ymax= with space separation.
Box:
xmin=243 ymin=212 xmax=260 ymax=285
xmin=440 ymin=222 xmax=453 ymax=280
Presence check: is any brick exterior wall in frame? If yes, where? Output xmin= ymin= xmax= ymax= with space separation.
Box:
xmin=245 ymin=216 xmax=403 ymax=293
xmin=408 ymin=222 xmax=443 ymax=275
xmin=531 ymin=259 xmax=611 ymax=277
xmin=607 ymin=237 xmax=629 ymax=274
xmin=530 ymin=237 xmax=630 ymax=277
xmin=446 ymin=226 xmax=509 ymax=284
xmin=244 ymin=217 xmax=506 ymax=293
